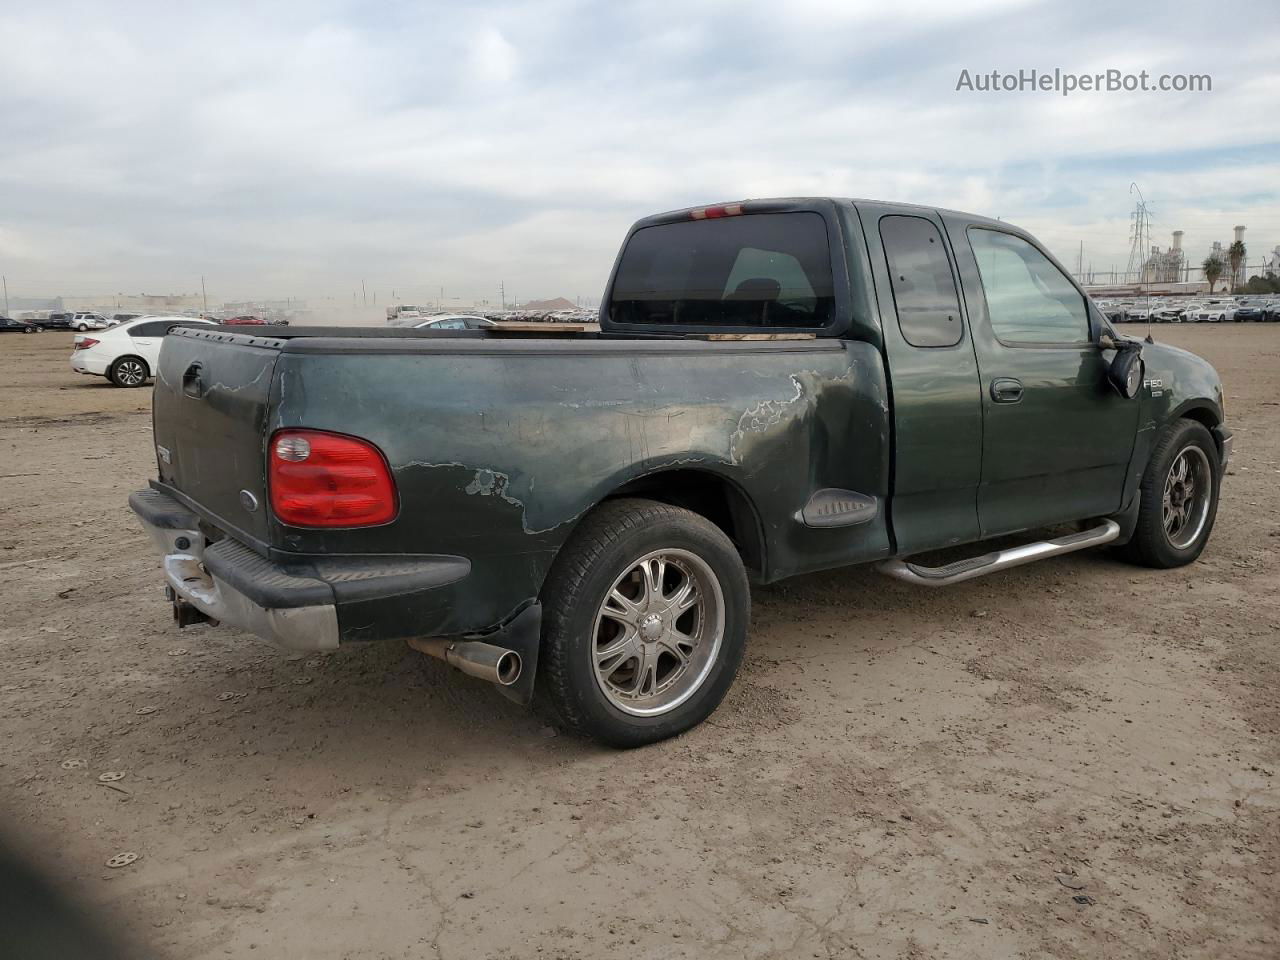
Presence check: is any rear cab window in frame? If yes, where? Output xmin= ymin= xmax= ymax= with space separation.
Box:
xmin=879 ymin=215 xmax=964 ymax=347
xmin=608 ymin=212 xmax=836 ymax=330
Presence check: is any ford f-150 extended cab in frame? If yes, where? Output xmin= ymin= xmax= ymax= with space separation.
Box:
xmin=130 ymin=198 xmax=1231 ymax=745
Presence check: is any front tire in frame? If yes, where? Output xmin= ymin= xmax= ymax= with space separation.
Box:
xmin=1120 ymin=419 xmax=1220 ymax=568
xmin=539 ymin=498 xmax=750 ymax=747
xmin=109 ymin=356 xmax=149 ymax=388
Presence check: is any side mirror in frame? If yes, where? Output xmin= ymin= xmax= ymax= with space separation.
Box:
xmin=1101 ymin=338 xmax=1144 ymax=399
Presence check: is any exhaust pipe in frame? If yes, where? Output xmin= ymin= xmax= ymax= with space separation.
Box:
xmin=407 ymin=637 xmax=522 ymax=687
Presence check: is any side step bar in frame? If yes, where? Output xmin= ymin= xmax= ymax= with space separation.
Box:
xmin=877 ymin=520 xmax=1120 ymax=587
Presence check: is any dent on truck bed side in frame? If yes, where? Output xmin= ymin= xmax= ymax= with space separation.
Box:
xmin=264 ymin=339 xmax=891 ymax=635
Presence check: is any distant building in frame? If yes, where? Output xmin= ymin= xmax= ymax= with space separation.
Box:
xmin=5 ymin=296 xmax=62 ymax=315
xmin=1084 ymin=281 xmax=1209 ymax=297
xmin=62 ymin=292 xmax=206 ymax=315
xmin=1141 ymin=230 xmax=1185 ymax=284
xmin=1264 ymin=245 xmax=1280 ymax=278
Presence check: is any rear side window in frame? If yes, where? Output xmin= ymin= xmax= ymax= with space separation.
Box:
xmin=130 ymin=321 xmax=174 ymax=337
xmin=608 ymin=212 xmax=835 ymax=329
xmin=879 ymin=215 xmax=963 ymax=347
xmin=968 ymin=229 xmax=1088 ymax=344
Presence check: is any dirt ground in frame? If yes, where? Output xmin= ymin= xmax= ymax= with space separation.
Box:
xmin=0 ymin=325 xmax=1276 ymax=959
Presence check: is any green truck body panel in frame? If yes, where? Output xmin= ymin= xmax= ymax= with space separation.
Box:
xmin=147 ymin=198 xmax=1226 ymax=647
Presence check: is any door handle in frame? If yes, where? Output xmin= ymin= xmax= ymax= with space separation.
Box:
xmin=182 ymin=362 xmax=205 ymax=399
xmin=990 ymin=377 xmax=1023 ymax=403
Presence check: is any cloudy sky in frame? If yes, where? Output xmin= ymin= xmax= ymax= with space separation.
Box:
xmin=1 ymin=0 xmax=1277 ymax=306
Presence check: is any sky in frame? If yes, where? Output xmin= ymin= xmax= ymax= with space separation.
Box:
xmin=1 ymin=0 xmax=1278 ymax=306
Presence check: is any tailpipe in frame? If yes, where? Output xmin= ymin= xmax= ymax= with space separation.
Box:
xmin=407 ymin=637 xmax=522 ymax=687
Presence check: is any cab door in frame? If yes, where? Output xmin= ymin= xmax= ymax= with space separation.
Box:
xmin=856 ymin=202 xmax=984 ymax=554
xmin=944 ymin=218 xmax=1138 ymax=537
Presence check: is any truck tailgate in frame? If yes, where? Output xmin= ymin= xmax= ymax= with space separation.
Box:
xmin=152 ymin=329 xmax=282 ymax=545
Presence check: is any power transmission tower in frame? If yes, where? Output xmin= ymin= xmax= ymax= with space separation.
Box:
xmin=1125 ymin=183 xmax=1152 ymax=285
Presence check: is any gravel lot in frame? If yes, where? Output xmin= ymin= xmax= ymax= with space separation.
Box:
xmin=1 ymin=326 xmax=1276 ymax=959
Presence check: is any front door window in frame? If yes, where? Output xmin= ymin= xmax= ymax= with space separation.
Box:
xmin=968 ymin=229 xmax=1087 ymax=345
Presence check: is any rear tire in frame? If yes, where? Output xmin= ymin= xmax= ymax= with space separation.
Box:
xmin=1119 ymin=418 xmax=1220 ymax=568
xmin=109 ymin=356 xmax=149 ymax=388
xmin=539 ymin=498 xmax=750 ymax=747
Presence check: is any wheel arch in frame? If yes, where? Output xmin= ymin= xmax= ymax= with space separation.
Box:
xmin=1170 ymin=400 xmax=1225 ymax=459
xmin=577 ymin=467 xmax=767 ymax=581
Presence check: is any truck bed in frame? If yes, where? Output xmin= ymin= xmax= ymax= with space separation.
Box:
xmin=149 ymin=325 xmax=892 ymax=642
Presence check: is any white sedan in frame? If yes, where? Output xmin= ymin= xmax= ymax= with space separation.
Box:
xmin=70 ymin=315 xmax=215 ymax=387
xmin=1194 ymin=305 xmax=1234 ymax=323
xmin=412 ymin=314 xmax=495 ymax=331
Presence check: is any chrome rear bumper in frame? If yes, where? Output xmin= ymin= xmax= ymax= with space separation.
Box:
xmin=131 ymin=490 xmax=339 ymax=651
xmin=129 ymin=486 xmax=473 ymax=654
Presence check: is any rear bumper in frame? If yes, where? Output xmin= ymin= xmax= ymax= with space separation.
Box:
xmin=129 ymin=487 xmax=472 ymax=652
xmin=70 ymin=353 xmax=110 ymax=376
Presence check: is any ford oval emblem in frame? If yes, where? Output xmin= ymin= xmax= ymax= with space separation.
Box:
xmin=239 ymin=490 xmax=259 ymax=513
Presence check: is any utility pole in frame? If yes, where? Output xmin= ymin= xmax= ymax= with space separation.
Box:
xmin=2 ymin=275 xmax=8 ymax=317
xmin=439 ymin=286 xmax=443 ymax=309
xmin=201 ymin=275 xmax=208 ymax=314
xmin=500 ymin=281 xmax=505 ymax=310
xmin=362 ymin=279 xmax=367 ymax=307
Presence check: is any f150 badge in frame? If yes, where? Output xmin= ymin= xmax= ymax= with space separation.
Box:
xmin=1144 ymin=378 xmax=1164 ymax=397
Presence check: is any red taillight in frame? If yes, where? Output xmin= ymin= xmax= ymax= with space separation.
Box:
xmin=268 ymin=429 xmax=398 ymax=527
xmin=75 ymin=338 xmax=99 ymax=350
xmin=690 ymin=203 xmax=744 ymax=220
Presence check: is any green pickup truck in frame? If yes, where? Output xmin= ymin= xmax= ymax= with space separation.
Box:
xmin=130 ymin=198 xmax=1231 ymax=745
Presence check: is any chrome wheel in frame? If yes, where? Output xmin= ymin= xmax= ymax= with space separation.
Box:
xmin=591 ymin=548 xmax=725 ymax=717
xmin=1162 ymin=444 xmax=1212 ymax=549
xmin=115 ymin=359 xmax=146 ymax=386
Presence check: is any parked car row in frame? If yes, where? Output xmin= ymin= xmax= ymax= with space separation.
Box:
xmin=0 ymin=316 xmax=48 ymax=334
xmin=386 ymin=309 xmax=598 ymax=329
xmin=6 ymin=311 xmax=290 ymax=335
xmin=6 ymin=311 xmax=150 ymax=332
xmin=1098 ymin=297 xmax=1280 ymax=324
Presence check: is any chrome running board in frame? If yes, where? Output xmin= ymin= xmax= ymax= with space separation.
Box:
xmin=877 ymin=519 xmax=1120 ymax=587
